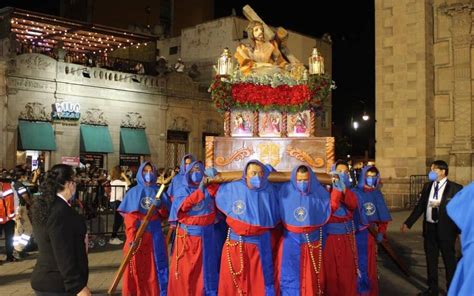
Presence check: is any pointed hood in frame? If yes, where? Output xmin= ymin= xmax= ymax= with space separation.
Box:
xmin=182 ymin=160 xmax=205 ymax=188
xmin=179 ymin=154 xmax=196 ymax=175
xmin=279 ymin=165 xmax=331 ymax=228
xmin=353 ymin=165 xmax=391 ymax=223
xmin=241 ymin=159 xmax=270 ymax=191
xmin=136 ymin=161 xmax=158 ymax=186
xmin=119 ymin=161 xmax=163 ymax=215
xmin=357 ymin=165 xmax=380 ymax=190
xmin=169 ymin=160 xmax=208 ymax=223
xmin=290 ymin=165 xmax=325 ymax=196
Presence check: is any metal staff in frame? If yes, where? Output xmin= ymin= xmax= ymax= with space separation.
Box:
xmin=108 ymin=184 xmax=166 ymax=295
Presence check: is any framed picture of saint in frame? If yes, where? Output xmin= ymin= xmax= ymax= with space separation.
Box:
xmin=259 ymin=111 xmax=282 ymax=137
xmin=231 ymin=110 xmax=253 ymax=137
xmin=288 ymin=110 xmax=310 ymax=137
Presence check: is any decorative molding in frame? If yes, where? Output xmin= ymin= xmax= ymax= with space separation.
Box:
xmin=121 ymin=112 xmax=146 ymax=129
xmin=205 ymin=119 xmax=221 ymax=135
xmin=19 ymin=54 xmax=53 ymax=71
xmin=81 ymin=108 xmax=108 ymax=126
xmin=453 ymin=34 xmax=472 ymax=47
xmin=286 ymin=146 xmax=325 ymax=169
xmin=18 ymin=102 xmax=50 ymax=122
xmin=438 ymin=2 xmax=472 ymax=16
xmin=169 ymin=116 xmax=189 ymax=131
xmin=215 ymin=147 xmax=254 ymax=166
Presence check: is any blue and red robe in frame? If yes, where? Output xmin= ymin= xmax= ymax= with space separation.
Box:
xmin=323 ymin=187 xmax=363 ymax=296
xmin=167 ymin=161 xmax=221 ymax=296
xmin=167 ymin=154 xmax=196 ymax=202
xmin=274 ymin=165 xmax=331 ymax=296
xmin=353 ymin=166 xmax=391 ymax=296
xmin=215 ymin=160 xmax=280 ymax=296
xmin=118 ymin=162 xmax=170 ymax=296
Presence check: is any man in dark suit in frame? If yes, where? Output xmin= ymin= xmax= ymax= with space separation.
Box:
xmin=401 ymin=160 xmax=463 ymax=296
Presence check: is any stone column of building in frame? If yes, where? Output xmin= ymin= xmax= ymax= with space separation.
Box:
xmin=439 ymin=1 xmax=473 ymax=184
xmin=375 ymin=0 xmax=435 ymax=208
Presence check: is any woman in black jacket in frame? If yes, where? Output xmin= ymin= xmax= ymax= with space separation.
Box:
xmin=30 ymin=164 xmax=91 ymax=296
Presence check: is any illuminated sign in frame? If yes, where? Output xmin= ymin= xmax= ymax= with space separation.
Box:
xmin=52 ymin=102 xmax=81 ymax=120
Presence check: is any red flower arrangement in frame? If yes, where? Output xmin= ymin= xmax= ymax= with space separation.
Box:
xmin=210 ymin=74 xmax=333 ymax=113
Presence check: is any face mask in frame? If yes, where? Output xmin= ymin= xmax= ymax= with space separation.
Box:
xmin=366 ymin=176 xmax=377 ymax=187
xmin=428 ymin=171 xmax=438 ymax=181
xmin=249 ymin=175 xmax=262 ymax=188
xmin=340 ymin=173 xmax=352 ymax=188
xmin=297 ymin=180 xmax=309 ymax=192
xmin=144 ymin=172 xmax=153 ymax=183
xmin=191 ymin=171 xmax=203 ymax=183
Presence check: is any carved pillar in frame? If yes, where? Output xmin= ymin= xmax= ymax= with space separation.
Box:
xmin=205 ymin=136 xmax=215 ymax=168
xmin=281 ymin=112 xmax=288 ymax=137
xmin=310 ymin=109 xmax=317 ymax=137
xmin=440 ymin=2 xmax=473 ymax=182
xmin=326 ymin=137 xmax=335 ymax=173
xmin=223 ymin=111 xmax=231 ymax=137
xmin=253 ymin=110 xmax=259 ymax=137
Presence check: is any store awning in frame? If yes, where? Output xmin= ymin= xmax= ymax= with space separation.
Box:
xmin=80 ymin=124 xmax=113 ymax=153
xmin=18 ymin=120 xmax=56 ymax=151
xmin=120 ymin=128 xmax=150 ymax=155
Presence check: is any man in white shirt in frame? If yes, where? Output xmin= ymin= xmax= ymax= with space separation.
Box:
xmin=401 ymin=160 xmax=463 ymax=296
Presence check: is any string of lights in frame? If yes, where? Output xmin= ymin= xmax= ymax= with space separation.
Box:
xmin=2 ymin=7 xmax=154 ymax=57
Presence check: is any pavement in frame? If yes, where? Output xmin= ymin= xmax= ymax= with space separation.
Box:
xmin=0 ymin=210 xmax=457 ymax=296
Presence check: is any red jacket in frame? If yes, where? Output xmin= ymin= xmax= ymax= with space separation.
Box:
xmin=0 ymin=182 xmax=16 ymax=224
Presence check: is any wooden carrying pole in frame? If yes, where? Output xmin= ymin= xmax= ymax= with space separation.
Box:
xmin=208 ymin=171 xmax=332 ymax=185
xmin=107 ymin=184 xmax=166 ymax=295
xmin=367 ymin=226 xmax=410 ymax=276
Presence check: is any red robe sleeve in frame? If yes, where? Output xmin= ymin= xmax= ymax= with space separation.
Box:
xmin=179 ymin=184 xmax=220 ymax=213
xmin=180 ymin=189 xmax=205 ymax=213
xmin=341 ymin=189 xmax=358 ymax=210
xmin=376 ymin=221 xmax=388 ymax=234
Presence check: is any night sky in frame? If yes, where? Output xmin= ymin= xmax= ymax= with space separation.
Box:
xmin=2 ymin=0 xmax=375 ymax=159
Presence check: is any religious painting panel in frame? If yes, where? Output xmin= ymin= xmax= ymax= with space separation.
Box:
xmin=259 ymin=111 xmax=282 ymax=137
xmin=231 ymin=110 xmax=253 ymax=137
xmin=287 ymin=110 xmax=311 ymax=137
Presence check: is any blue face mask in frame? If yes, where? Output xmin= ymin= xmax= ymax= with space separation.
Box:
xmin=340 ymin=173 xmax=352 ymax=188
xmin=191 ymin=171 xmax=203 ymax=183
xmin=428 ymin=171 xmax=438 ymax=181
xmin=366 ymin=176 xmax=377 ymax=187
xmin=297 ymin=180 xmax=309 ymax=192
xmin=249 ymin=175 xmax=262 ymax=188
xmin=144 ymin=172 xmax=153 ymax=183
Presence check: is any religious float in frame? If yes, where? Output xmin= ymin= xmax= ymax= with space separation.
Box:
xmin=205 ymin=5 xmax=335 ymax=178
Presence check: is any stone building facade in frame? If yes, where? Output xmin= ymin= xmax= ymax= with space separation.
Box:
xmin=0 ymin=53 xmax=222 ymax=170
xmin=375 ymin=0 xmax=473 ymax=207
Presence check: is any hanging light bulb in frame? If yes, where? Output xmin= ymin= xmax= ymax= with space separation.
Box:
xmin=362 ymin=112 xmax=370 ymax=121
